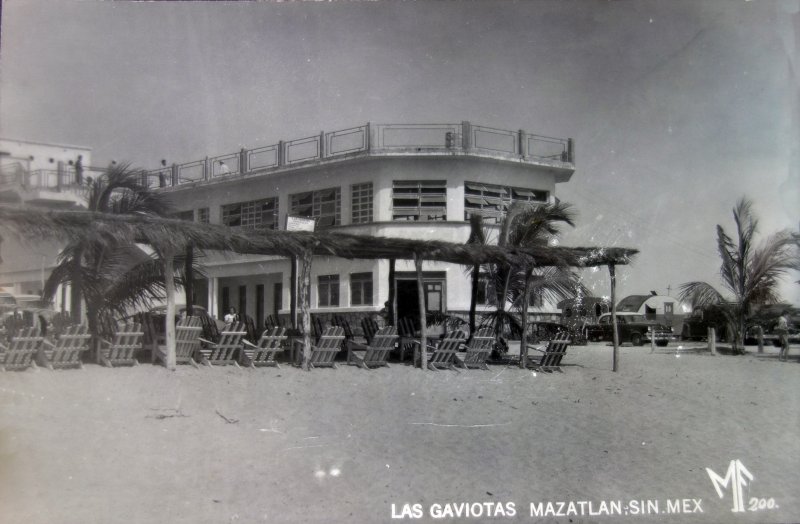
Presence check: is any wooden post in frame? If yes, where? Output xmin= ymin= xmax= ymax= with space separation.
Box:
xmin=184 ymin=245 xmax=194 ymax=317
xmin=609 ymin=263 xmax=619 ymax=372
xmin=164 ymin=248 xmax=177 ymax=369
xmin=708 ymin=327 xmax=717 ymax=355
xmin=388 ymin=258 xmax=396 ymax=326
xmin=290 ymin=256 xmax=298 ymax=329
xmin=414 ymin=254 xmax=427 ymax=370
xmin=757 ymin=325 xmax=764 ymax=354
xmin=650 ymin=326 xmax=656 ymax=353
xmin=299 ymin=251 xmax=312 ymax=370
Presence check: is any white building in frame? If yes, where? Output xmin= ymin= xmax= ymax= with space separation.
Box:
xmin=154 ymin=122 xmax=575 ymax=327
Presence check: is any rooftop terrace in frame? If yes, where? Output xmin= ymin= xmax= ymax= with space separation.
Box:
xmin=146 ymin=121 xmax=575 ymax=189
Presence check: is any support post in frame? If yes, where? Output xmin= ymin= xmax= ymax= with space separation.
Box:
xmin=519 ymin=270 xmax=532 ymax=368
xmin=708 ymin=327 xmax=717 ymax=355
xmin=757 ymin=325 xmax=764 ymax=354
xmin=388 ymin=258 xmax=396 ymax=326
xmin=609 ymin=263 xmax=619 ymax=372
xmin=650 ymin=326 xmax=656 ymax=353
xmin=461 ymin=121 xmax=472 ymax=150
xmin=171 ymin=163 xmax=179 ymax=186
xmin=203 ymin=157 xmax=210 ymax=181
xmin=164 ymin=248 xmax=177 ymax=370
xmin=298 ymin=251 xmax=312 ymax=370
xmin=184 ymin=245 xmax=194 ymax=317
xmin=240 ymin=148 xmax=248 ymax=174
xmin=414 ymin=254 xmax=427 ymax=370
xmin=290 ymin=256 xmax=298 ymax=329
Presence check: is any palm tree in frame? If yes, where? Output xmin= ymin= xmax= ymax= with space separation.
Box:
xmin=42 ymin=163 xmax=178 ymax=358
xmin=679 ymin=198 xmax=797 ymax=352
xmin=478 ymin=201 xmax=582 ymax=363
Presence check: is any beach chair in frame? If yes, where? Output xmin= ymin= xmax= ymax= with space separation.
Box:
xmin=154 ymin=316 xmax=203 ymax=367
xmin=346 ymin=326 xmax=398 ymax=369
xmin=453 ymin=327 xmax=495 ymax=370
xmin=197 ymin=321 xmax=246 ymax=366
xmin=415 ymin=331 xmax=466 ymax=371
xmin=293 ymin=326 xmax=345 ymax=369
xmin=99 ymin=322 xmax=144 ymax=367
xmin=526 ymin=332 xmax=571 ymax=372
xmin=398 ymin=317 xmax=419 ymax=362
xmin=361 ymin=317 xmax=380 ymax=345
xmin=0 ymin=327 xmax=44 ymax=371
xmin=240 ymin=326 xmax=287 ymax=367
xmin=38 ymin=324 xmax=91 ymax=370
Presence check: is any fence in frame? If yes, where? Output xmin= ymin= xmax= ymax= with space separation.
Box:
xmin=140 ymin=121 xmax=573 ymax=188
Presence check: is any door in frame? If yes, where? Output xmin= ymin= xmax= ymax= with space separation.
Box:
xmin=256 ymin=284 xmax=265 ymax=330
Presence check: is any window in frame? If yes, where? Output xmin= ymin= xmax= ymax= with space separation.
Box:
xmin=221 ymin=198 xmax=278 ymax=229
xmin=350 ymin=272 xmax=373 ymax=306
xmin=197 ymin=207 xmax=209 ymax=224
xmin=351 ymin=183 xmax=373 ymax=224
xmin=290 ymin=187 xmax=341 ymax=228
xmin=392 ymin=180 xmax=447 ymax=221
xmin=317 ymin=274 xmax=340 ymax=307
xmin=464 ymin=182 xmax=548 ymax=223
xmin=425 ymin=282 xmax=443 ymax=312
xmin=476 ymin=276 xmax=496 ymax=305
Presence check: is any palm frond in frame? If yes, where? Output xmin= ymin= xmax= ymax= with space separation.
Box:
xmin=678 ymin=281 xmax=726 ymax=308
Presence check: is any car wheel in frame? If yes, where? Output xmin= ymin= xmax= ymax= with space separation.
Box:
xmin=630 ymin=333 xmax=643 ymax=346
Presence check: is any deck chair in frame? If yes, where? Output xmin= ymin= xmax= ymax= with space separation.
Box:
xmin=398 ymin=317 xmax=419 ymax=362
xmin=454 ymin=327 xmax=495 ymax=370
xmin=240 ymin=326 xmax=287 ymax=367
xmin=526 ymin=332 xmax=571 ymax=372
xmin=415 ymin=330 xmax=466 ymax=371
xmin=38 ymin=324 xmax=91 ymax=370
xmin=154 ymin=316 xmax=203 ymax=367
xmin=293 ymin=326 xmax=345 ymax=369
xmin=361 ymin=317 xmax=380 ymax=345
xmin=197 ymin=321 xmax=246 ymax=366
xmin=347 ymin=326 xmax=398 ymax=369
xmin=99 ymin=322 xmax=144 ymax=367
xmin=0 ymin=327 xmax=44 ymax=371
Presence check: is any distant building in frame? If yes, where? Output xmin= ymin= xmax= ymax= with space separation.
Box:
xmin=0 ymin=138 xmax=91 ymax=309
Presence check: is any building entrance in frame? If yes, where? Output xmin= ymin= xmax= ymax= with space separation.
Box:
xmin=395 ymin=272 xmax=446 ymax=320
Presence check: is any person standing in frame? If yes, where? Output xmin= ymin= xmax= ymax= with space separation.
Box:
xmin=218 ymin=160 xmax=231 ymax=176
xmin=158 ymin=159 xmax=168 ymax=188
xmin=776 ymin=311 xmax=790 ymax=361
xmin=74 ymin=155 xmax=84 ymax=185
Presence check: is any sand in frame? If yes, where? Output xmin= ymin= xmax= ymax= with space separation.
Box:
xmin=1 ymin=342 xmax=798 ymax=523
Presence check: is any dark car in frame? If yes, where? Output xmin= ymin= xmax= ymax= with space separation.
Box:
xmin=585 ymin=313 xmax=672 ymax=346
xmin=680 ymin=305 xmax=731 ymax=341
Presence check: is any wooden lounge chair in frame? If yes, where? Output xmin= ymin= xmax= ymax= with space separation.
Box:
xmin=454 ymin=327 xmax=495 ymax=370
xmin=346 ymin=326 xmax=398 ymax=369
xmin=0 ymin=327 xmax=44 ymax=371
xmin=99 ymin=322 xmax=144 ymax=367
xmin=361 ymin=317 xmax=380 ymax=345
xmin=415 ymin=331 xmax=466 ymax=371
xmin=526 ymin=332 xmax=571 ymax=372
xmin=38 ymin=324 xmax=91 ymax=370
xmin=240 ymin=326 xmax=287 ymax=367
xmin=154 ymin=316 xmax=203 ymax=367
xmin=293 ymin=326 xmax=345 ymax=369
xmin=398 ymin=317 xmax=419 ymax=362
xmin=197 ymin=321 xmax=246 ymax=366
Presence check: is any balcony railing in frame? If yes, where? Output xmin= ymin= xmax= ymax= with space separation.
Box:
xmin=143 ymin=121 xmax=574 ymax=189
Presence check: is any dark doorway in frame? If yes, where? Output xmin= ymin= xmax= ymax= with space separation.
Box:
xmin=396 ymin=280 xmax=420 ymax=320
xmin=273 ymin=282 xmax=283 ymax=318
xmin=238 ymin=285 xmax=247 ymax=318
xmin=256 ymin=284 xmax=265 ymax=331
xmin=396 ymin=274 xmax=446 ymax=320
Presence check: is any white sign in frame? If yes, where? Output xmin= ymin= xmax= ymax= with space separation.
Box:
xmin=285 ymin=215 xmax=315 ymax=232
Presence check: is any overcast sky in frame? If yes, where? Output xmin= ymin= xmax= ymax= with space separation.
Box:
xmin=1 ymin=0 xmax=798 ymax=303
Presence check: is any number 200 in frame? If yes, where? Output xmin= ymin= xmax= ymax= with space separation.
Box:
xmin=748 ymin=498 xmax=776 ymax=511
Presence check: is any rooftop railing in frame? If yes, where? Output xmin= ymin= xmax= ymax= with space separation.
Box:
xmin=143 ymin=121 xmax=574 ymax=189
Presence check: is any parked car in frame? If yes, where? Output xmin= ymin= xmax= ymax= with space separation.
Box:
xmin=680 ymin=305 xmax=731 ymax=341
xmin=585 ymin=312 xmax=672 ymax=346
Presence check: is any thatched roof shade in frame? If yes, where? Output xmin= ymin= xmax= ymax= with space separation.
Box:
xmin=0 ymin=206 xmax=637 ymax=268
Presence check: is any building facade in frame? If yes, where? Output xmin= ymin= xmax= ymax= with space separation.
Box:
xmin=156 ymin=122 xmax=575 ymax=325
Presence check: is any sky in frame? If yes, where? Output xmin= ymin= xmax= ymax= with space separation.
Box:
xmin=1 ymin=0 xmax=798 ymax=304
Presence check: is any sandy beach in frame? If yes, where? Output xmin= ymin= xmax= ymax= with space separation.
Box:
xmin=1 ymin=342 xmax=798 ymax=523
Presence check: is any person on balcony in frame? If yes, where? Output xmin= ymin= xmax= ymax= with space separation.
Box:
xmin=218 ymin=160 xmax=231 ymax=176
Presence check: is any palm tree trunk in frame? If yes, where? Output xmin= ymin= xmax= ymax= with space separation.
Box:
xmin=70 ymin=249 xmax=83 ymax=323
xmin=610 ymin=263 xmax=620 ymax=372
xmin=164 ymin=250 xmax=177 ymax=369
xmin=519 ymin=269 xmax=532 ymax=368
xmin=469 ymin=264 xmax=479 ymax=336
xmin=299 ymin=251 xmax=312 ymax=371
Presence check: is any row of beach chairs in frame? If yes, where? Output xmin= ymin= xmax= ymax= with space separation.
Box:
xmin=1 ymin=317 xmax=571 ymax=372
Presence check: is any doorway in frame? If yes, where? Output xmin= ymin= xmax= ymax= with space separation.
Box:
xmin=395 ymin=272 xmax=446 ymax=320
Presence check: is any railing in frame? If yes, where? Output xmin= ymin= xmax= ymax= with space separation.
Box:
xmin=138 ymin=121 xmax=574 ymax=188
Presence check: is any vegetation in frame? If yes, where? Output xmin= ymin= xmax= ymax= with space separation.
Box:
xmin=41 ymin=164 xmax=184 ymax=358
xmin=679 ymin=198 xmax=798 ymax=352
